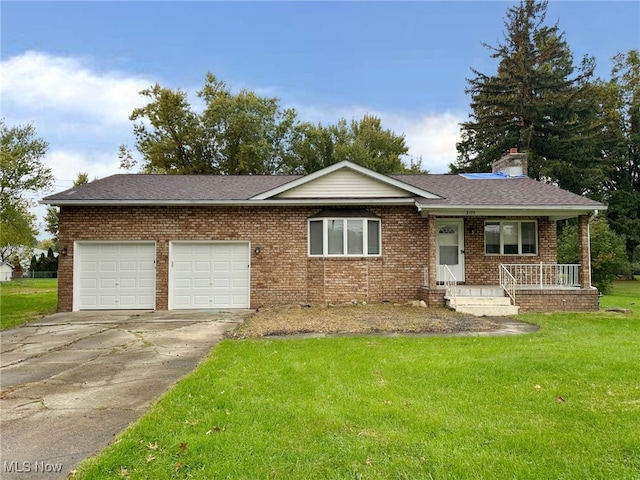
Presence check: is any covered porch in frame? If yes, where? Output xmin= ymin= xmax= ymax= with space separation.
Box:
xmin=418 ymin=214 xmax=600 ymax=313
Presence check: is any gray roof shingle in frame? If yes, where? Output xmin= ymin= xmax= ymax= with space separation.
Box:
xmin=44 ymin=174 xmax=301 ymax=202
xmin=42 ymin=171 xmax=604 ymax=210
xmin=391 ymin=174 xmax=604 ymax=208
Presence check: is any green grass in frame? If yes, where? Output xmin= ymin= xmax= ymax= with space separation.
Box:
xmin=0 ymin=278 xmax=58 ymax=330
xmin=75 ymin=281 xmax=639 ymax=479
xmin=600 ymin=279 xmax=640 ymax=307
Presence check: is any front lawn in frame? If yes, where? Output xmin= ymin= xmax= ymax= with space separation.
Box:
xmin=75 ymin=282 xmax=640 ymax=479
xmin=0 ymin=278 xmax=58 ymax=330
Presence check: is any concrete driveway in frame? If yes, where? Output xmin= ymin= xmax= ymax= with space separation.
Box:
xmin=0 ymin=309 xmax=252 ymax=479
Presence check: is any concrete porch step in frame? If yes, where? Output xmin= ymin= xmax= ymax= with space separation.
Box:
xmin=449 ymin=296 xmax=512 ymax=307
xmin=444 ymin=286 xmax=519 ymax=316
xmin=453 ymin=286 xmax=505 ymax=297
xmin=453 ymin=304 xmax=520 ymax=317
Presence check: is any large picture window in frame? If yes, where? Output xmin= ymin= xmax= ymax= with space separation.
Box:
xmin=309 ymin=218 xmax=381 ymax=257
xmin=485 ymin=220 xmax=537 ymax=255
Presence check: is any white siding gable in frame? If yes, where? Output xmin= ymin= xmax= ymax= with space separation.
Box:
xmin=276 ymin=168 xmax=413 ymax=198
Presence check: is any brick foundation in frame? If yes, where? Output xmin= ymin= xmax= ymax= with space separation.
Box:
xmin=515 ymin=288 xmax=599 ymax=312
xmin=418 ymin=287 xmax=446 ymax=307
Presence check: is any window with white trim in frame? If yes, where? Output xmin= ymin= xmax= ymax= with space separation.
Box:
xmin=309 ymin=218 xmax=381 ymax=257
xmin=485 ymin=220 xmax=537 ymax=255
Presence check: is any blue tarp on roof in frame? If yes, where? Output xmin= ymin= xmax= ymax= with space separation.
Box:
xmin=460 ymin=172 xmax=526 ymax=179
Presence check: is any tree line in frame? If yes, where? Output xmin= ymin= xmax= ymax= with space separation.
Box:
xmin=117 ymin=75 xmax=424 ymax=176
xmin=29 ymin=247 xmax=58 ymax=274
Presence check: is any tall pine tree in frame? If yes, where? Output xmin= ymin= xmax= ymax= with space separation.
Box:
xmin=602 ymin=50 xmax=640 ymax=263
xmin=453 ymin=0 xmax=603 ymax=196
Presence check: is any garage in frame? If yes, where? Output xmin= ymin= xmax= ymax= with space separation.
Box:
xmin=75 ymin=242 xmax=156 ymax=310
xmin=170 ymin=242 xmax=250 ymax=309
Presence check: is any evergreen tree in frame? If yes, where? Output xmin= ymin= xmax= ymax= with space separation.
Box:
xmin=453 ymin=0 xmax=602 ymax=195
xmin=601 ymin=50 xmax=640 ymax=263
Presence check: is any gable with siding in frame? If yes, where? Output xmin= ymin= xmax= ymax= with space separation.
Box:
xmin=275 ymin=168 xmax=413 ymax=198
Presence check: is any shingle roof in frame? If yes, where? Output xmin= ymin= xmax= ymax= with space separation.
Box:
xmin=391 ymin=174 xmax=604 ymax=208
xmin=42 ymin=169 xmax=604 ymax=211
xmin=44 ymin=174 xmax=301 ymax=202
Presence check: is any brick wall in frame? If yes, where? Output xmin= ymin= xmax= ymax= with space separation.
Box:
xmin=57 ymin=206 xmax=573 ymax=312
xmin=462 ymin=216 xmax=557 ymax=284
xmin=57 ymin=205 xmax=430 ymax=311
xmin=516 ymin=288 xmax=599 ymax=312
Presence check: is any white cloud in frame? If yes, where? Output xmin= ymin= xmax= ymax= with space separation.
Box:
xmin=45 ymin=148 xmax=122 ymax=190
xmin=0 ymin=51 xmax=151 ymax=127
xmin=388 ymin=112 xmax=463 ymax=173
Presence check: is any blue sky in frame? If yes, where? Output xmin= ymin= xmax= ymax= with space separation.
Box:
xmin=1 ymin=1 xmax=639 ymax=231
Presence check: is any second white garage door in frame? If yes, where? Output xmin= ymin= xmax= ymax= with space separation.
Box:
xmin=170 ymin=242 xmax=250 ymax=309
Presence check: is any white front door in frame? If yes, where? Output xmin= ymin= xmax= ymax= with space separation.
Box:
xmin=436 ymin=219 xmax=465 ymax=282
xmin=170 ymin=242 xmax=250 ymax=309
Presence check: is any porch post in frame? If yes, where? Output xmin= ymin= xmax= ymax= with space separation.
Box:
xmin=427 ymin=215 xmax=437 ymax=290
xmin=578 ymin=215 xmax=591 ymax=289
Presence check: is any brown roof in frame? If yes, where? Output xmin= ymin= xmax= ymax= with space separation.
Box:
xmin=44 ymin=174 xmax=301 ymax=202
xmin=42 ymin=170 xmax=604 ymax=210
xmin=391 ymin=174 xmax=604 ymax=208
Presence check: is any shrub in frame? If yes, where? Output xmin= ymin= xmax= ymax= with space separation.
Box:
xmin=558 ymin=217 xmax=628 ymax=293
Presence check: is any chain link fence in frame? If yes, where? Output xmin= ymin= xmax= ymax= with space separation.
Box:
xmin=22 ymin=271 xmax=58 ymax=279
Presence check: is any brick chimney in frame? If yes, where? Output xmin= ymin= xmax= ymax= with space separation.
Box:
xmin=492 ymin=148 xmax=528 ymax=177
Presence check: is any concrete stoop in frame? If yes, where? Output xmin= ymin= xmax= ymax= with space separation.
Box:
xmin=445 ymin=286 xmax=520 ymax=317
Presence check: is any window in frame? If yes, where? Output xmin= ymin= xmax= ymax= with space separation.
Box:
xmin=484 ymin=221 xmax=537 ymax=255
xmin=309 ymin=218 xmax=381 ymax=257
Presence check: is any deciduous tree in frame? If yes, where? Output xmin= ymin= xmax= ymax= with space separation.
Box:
xmin=121 ymin=74 xmax=298 ymax=175
xmin=0 ymin=121 xmax=52 ymax=262
xmin=0 ymin=203 xmax=37 ymax=262
xmin=121 ymin=74 xmax=416 ymax=176
xmin=290 ymin=115 xmax=411 ymax=174
xmin=558 ymin=217 xmax=628 ymax=293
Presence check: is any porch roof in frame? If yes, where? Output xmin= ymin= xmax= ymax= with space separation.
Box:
xmin=393 ymin=174 xmax=605 ymax=217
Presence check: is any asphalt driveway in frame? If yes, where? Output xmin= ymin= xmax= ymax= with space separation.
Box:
xmin=0 ymin=310 xmax=252 ymax=479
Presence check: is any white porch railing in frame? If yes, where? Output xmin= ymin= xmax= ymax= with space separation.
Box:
xmin=442 ymin=264 xmax=457 ymax=306
xmin=500 ymin=263 xmax=580 ymax=289
xmin=499 ymin=264 xmax=517 ymax=305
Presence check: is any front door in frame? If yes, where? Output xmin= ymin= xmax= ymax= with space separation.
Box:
xmin=436 ymin=219 xmax=465 ymax=282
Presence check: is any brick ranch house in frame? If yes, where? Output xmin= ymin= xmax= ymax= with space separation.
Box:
xmin=42 ymin=151 xmax=605 ymax=314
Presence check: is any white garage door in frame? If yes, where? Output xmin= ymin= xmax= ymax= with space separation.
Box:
xmin=76 ymin=243 xmax=156 ymax=310
xmin=171 ymin=242 xmax=250 ymax=309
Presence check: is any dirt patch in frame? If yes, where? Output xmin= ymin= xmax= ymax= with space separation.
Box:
xmin=230 ymin=303 xmax=501 ymax=338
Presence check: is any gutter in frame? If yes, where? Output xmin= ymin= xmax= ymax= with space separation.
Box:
xmin=414 ymin=201 xmax=606 ymax=218
xmin=40 ymin=198 xmax=418 ymax=207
